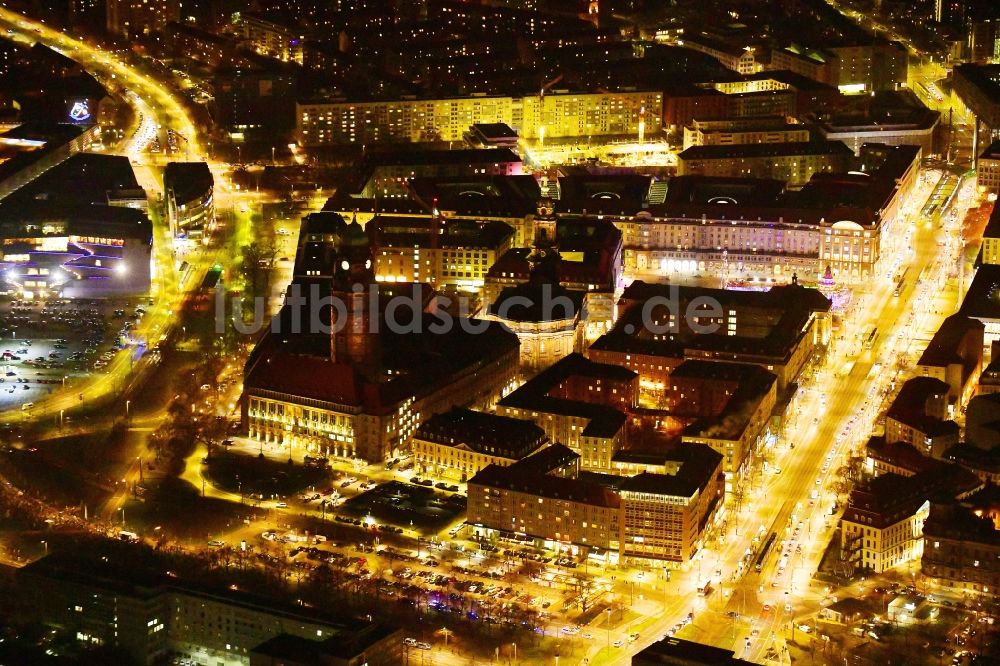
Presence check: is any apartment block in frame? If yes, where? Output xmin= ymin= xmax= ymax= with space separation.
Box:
xmin=16 ymin=554 xmax=401 ymax=666
xmin=922 ymin=502 xmax=1000 ymax=599
xmin=676 ymin=141 xmax=853 ymax=186
xmin=296 ymin=90 xmax=662 ymax=146
xmin=467 ymin=441 xmax=724 ymax=565
xmin=682 ymin=116 xmax=811 ymax=150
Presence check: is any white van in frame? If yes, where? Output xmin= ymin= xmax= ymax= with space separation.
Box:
xmin=21 ymin=402 xmax=34 ymax=411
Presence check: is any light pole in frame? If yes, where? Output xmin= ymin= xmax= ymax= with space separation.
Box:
xmin=606 ymin=607 xmax=612 ymax=648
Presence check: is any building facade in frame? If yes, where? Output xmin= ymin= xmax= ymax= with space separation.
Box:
xmin=411 ymin=408 xmax=549 ymax=481
xmin=296 ymin=90 xmax=662 ymax=145
xmin=164 ymin=161 xmax=214 ymax=241
xmin=922 ymin=503 xmax=1000 ymax=599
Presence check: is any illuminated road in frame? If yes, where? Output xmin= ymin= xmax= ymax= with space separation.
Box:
xmin=0 ymin=6 xmax=264 ymax=426
xmin=574 ymin=166 xmax=972 ymax=665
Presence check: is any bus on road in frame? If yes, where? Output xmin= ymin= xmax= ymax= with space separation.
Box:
xmin=754 ymin=531 xmax=778 ymax=573
xmin=863 ymin=327 xmax=879 ymax=350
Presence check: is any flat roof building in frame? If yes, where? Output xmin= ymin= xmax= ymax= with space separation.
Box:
xmin=16 ymin=552 xmax=402 ymax=666
xmin=164 ymin=161 xmax=214 ymax=240
xmin=0 ymin=152 xmax=151 ymax=298
xmin=676 ymin=140 xmax=854 ymax=186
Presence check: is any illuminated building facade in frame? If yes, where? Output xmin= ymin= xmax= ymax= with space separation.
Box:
xmin=241 ymin=13 xmax=306 ymax=64
xmin=17 ymin=554 xmax=402 ymax=666
xmin=676 ymin=141 xmax=854 ymax=186
xmin=411 ymin=408 xmax=549 ymax=481
xmin=589 ymin=281 xmax=830 ymax=393
xmin=164 ymin=162 xmax=214 ymax=241
xmin=978 ymin=141 xmax=1000 ymax=193
xmin=0 ymin=153 xmax=151 ymax=299
xmin=372 ymin=217 xmax=515 ymax=291
xmin=681 ymin=116 xmax=810 ymax=150
xmin=467 ymin=441 xmax=725 ymax=565
xmin=296 ymin=90 xmax=662 ymax=145
xmin=622 ymin=144 xmax=920 ymax=283
xmin=841 ymin=466 xmax=982 ymax=574
xmin=922 ymin=502 xmax=1000 ymax=599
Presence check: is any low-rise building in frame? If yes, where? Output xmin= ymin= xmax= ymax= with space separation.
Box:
xmin=922 ymin=502 xmax=1000 ymax=599
xmin=632 ymin=636 xmax=756 ymax=665
xmin=812 ymin=94 xmax=939 ymax=156
xmin=588 ymin=281 xmax=830 ymax=393
xmin=885 ymin=377 xmax=961 ymax=458
xmin=372 ymin=217 xmax=515 ymax=291
xmin=484 ymin=214 xmax=623 ymax=336
xmin=682 ymin=116 xmax=810 ymax=150
xmin=915 ymin=314 xmax=985 ymax=409
xmin=678 ymin=34 xmax=758 ymax=75
xmin=676 ymin=140 xmax=853 ymax=186
xmin=411 ymin=408 xmax=548 ymax=481
xmin=865 ymin=437 xmax=947 ymax=478
xmin=0 ymin=152 xmax=151 ymax=299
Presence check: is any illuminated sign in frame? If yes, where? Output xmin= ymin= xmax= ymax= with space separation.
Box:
xmin=69 ymin=100 xmax=91 ymax=122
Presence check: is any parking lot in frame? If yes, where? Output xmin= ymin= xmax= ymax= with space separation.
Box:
xmin=339 ymin=480 xmax=467 ymax=533
xmin=0 ymin=297 xmax=150 ymax=410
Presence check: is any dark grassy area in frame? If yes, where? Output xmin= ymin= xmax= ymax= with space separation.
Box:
xmin=121 ymin=478 xmax=251 ymax=541
xmin=0 ymin=431 xmax=121 ymax=509
xmin=204 ymin=451 xmax=332 ymax=499
xmin=339 ymin=481 xmax=466 ymax=533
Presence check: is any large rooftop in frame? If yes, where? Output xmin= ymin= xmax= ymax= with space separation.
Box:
xmin=592 ymin=282 xmax=830 ymax=363
xmin=413 ymin=408 xmax=547 ymax=459
xmin=498 ymin=353 xmax=634 ymax=438
xmin=678 ymin=140 xmax=853 ymax=161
